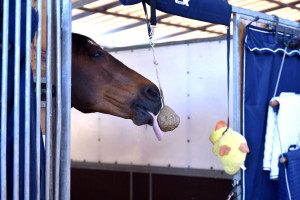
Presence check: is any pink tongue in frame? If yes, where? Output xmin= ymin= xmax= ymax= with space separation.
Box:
xmin=148 ymin=112 xmax=163 ymax=141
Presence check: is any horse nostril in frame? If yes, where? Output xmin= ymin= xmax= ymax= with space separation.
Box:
xmin=144 ymin=86 xmax=161 ymax=101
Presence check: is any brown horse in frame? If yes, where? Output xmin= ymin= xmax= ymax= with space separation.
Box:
xmin=71 ymin=33 xmax=162 ymax=126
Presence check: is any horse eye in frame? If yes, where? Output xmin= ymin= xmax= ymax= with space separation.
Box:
xmin=91 ymin=51 xmax=104 ymax=58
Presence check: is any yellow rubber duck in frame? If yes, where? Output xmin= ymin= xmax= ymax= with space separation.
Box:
xmin=209 ymin=121 xmax=250 ymax=175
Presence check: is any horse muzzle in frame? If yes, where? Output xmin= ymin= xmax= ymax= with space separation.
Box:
xmin=131 ymin=97 xmax=162 ymax=126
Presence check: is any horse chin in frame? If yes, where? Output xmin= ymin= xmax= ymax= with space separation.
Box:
xmin=132 ymin=109 xmax=153 ymax=126
xmin=131 ymin=99 xmax=161 ymax=126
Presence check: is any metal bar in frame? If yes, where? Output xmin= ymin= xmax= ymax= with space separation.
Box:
xmin=35 ymin=0 xmax=43 ymax=199
xmin=72 ymin=0 xmax=97 ymax=9
xmin=24 ymin=0 xmax=32 ymax=199
xmin=13 ymin=0 xmax=22 ymax=199
xmin=232 ymin=6 xmax=300 ymax=28
xmin=266 ymin=0 xmax=300 ymax=11
xmin=72 ymin=1 xmax=121 ymax=20
xmin=54 ymin=0 xmax=62 ymax=199
xmin=149 ymin=173 xmax=152 ymax=200
xmin=71 ymin=161 xmax=233 ymax=179
xmin=60 ymin=0 xmax=72 ymax=199
xmin=129 ymin=171 xmax=133 ymax=200
xmin=130 ymin=171 xmax=133 ymax=200
xmin=232 ymin=13 xmax=241 ymax=150
xmin=0 ymin=0 xmax=10 ymax=199
xmin=232 ymin=12 xmax=242 ymax=200
xmin=45 ymin=0 xmax=53 ymax=199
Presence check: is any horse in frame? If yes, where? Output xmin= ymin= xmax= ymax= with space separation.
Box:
xmin=71 ymin=33 xmax=162 ymax=126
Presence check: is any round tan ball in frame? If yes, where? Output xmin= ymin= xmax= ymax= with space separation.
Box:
xmin=157 ymin=105 xmax=180 ymax=132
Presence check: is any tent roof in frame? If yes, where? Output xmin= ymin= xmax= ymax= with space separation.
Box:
xmin=72 ymin=0 xmax=300 ymax=48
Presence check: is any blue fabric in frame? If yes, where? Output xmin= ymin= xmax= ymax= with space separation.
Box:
xmin=242 ymin=25 xmax=300 ymax=200
xmin=119 ymin=0 xmax=232 ymax=26
xmin=0 ymin=1 xmax=45 ymax=200
xmin=278 ymin=149 xmax=300 ymax=200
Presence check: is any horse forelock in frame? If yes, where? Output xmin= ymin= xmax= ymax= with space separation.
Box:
xmin=87 ymin=38 xmax=99 ymax=48
xmin=72 ymin=33 xmax=100 ymax=53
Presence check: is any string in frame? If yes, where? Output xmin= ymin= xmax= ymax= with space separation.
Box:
xmin=150 ymin=43 xmax=165 ymax=107
xmin=142 ymin=1 xmax=165 ymax=107
xmin=272 ymin=46 xmax=288 ymax=99
xmin=271 ymin=40 xmax=292 ymax=200
xmin=223 ymin=26 xmax=231 ymax=136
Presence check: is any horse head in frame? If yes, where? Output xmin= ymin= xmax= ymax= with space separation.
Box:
xmin=71 ymin=33 xmax=162 ymax=126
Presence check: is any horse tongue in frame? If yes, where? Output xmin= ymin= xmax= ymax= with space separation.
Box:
xmin=148 ymin=112 xmax=163 ymax=141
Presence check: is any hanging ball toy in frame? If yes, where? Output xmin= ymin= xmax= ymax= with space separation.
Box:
xmin=157 ymin=105 xmax=180 ymax=132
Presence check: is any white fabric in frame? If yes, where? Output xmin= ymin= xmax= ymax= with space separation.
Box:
xmin=263 ymin=92 xmax=300 ymax=180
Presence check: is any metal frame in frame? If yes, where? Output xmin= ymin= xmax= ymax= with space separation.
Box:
xmin=0 ymin=0 xmax=9 ymax=199
xmin=13 ymin=1 xmax=21 ymax=198
xmin=232 ymin=6 xmax=300 ymax=200
xmin=0 ymin=0 xmax=72 ymax=199
xmin=60 ymin=0 xmax=72 ymax=199
xmin=35 ymin=0 xmax=43 ymax=199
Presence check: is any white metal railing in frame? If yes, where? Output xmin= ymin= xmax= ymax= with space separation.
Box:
xmin=0 ymin=0 xmax=72 ymax=199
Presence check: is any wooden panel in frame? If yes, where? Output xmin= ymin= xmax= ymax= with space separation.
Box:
xmin=71 ymin=168 xmax=232 ymax=200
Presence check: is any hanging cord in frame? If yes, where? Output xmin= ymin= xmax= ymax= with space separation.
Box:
xmin=222 ymin=25 xmax=231 ymax=136
xmin=272 ymin=37 xmax=299 ymax=98
xmin=274 ymin=110 xmax=292 ymax=200
xmin=272 ymin=45 xmax=288 ymax=99
xmin=271 ymin=37 xmax=300 ymax=200
xmin=150 ymin=43 xmax=165 ymax=106
xmin=142 ymin=1 xmax=165 ymax=107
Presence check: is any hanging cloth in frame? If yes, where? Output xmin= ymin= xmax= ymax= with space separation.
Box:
xmin=263 ymin=92 xmax=300 ymax=179
xmin=119 ymin=0 xmax=232 ymax=26
xmin=242 ymin=25 xmax=300 ymax=200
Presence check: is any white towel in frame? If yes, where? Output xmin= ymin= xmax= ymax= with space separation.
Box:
xmin=263 ymin=92 xmax=300 ymax=180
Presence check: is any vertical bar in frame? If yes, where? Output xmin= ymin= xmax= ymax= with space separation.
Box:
xmin=45 ymin=0 xmax=53 ymax=199
xmin=232 ymin=12 xmax=241 ymax=133
xmin=13 ymin=0 xmax=22 ymax=199
xmin=149 ymin=173 xmax=152 ymax=200
xmin=54 ymin=0 xmax=62 ymax=199
xmin=130 ymin=172 xmax=133 ymax=200
xmin=1 ymin=0 xmax=10 ymax=199
xmin=35 ymin=0 xmax=43 ymax=198
xmin=60 ymin=0 xmax=72 ymax=199
xmin=232 ymin=12 xmax=242 ymax=200
xmin=24 ymin=0 xmax=32 ymax=199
